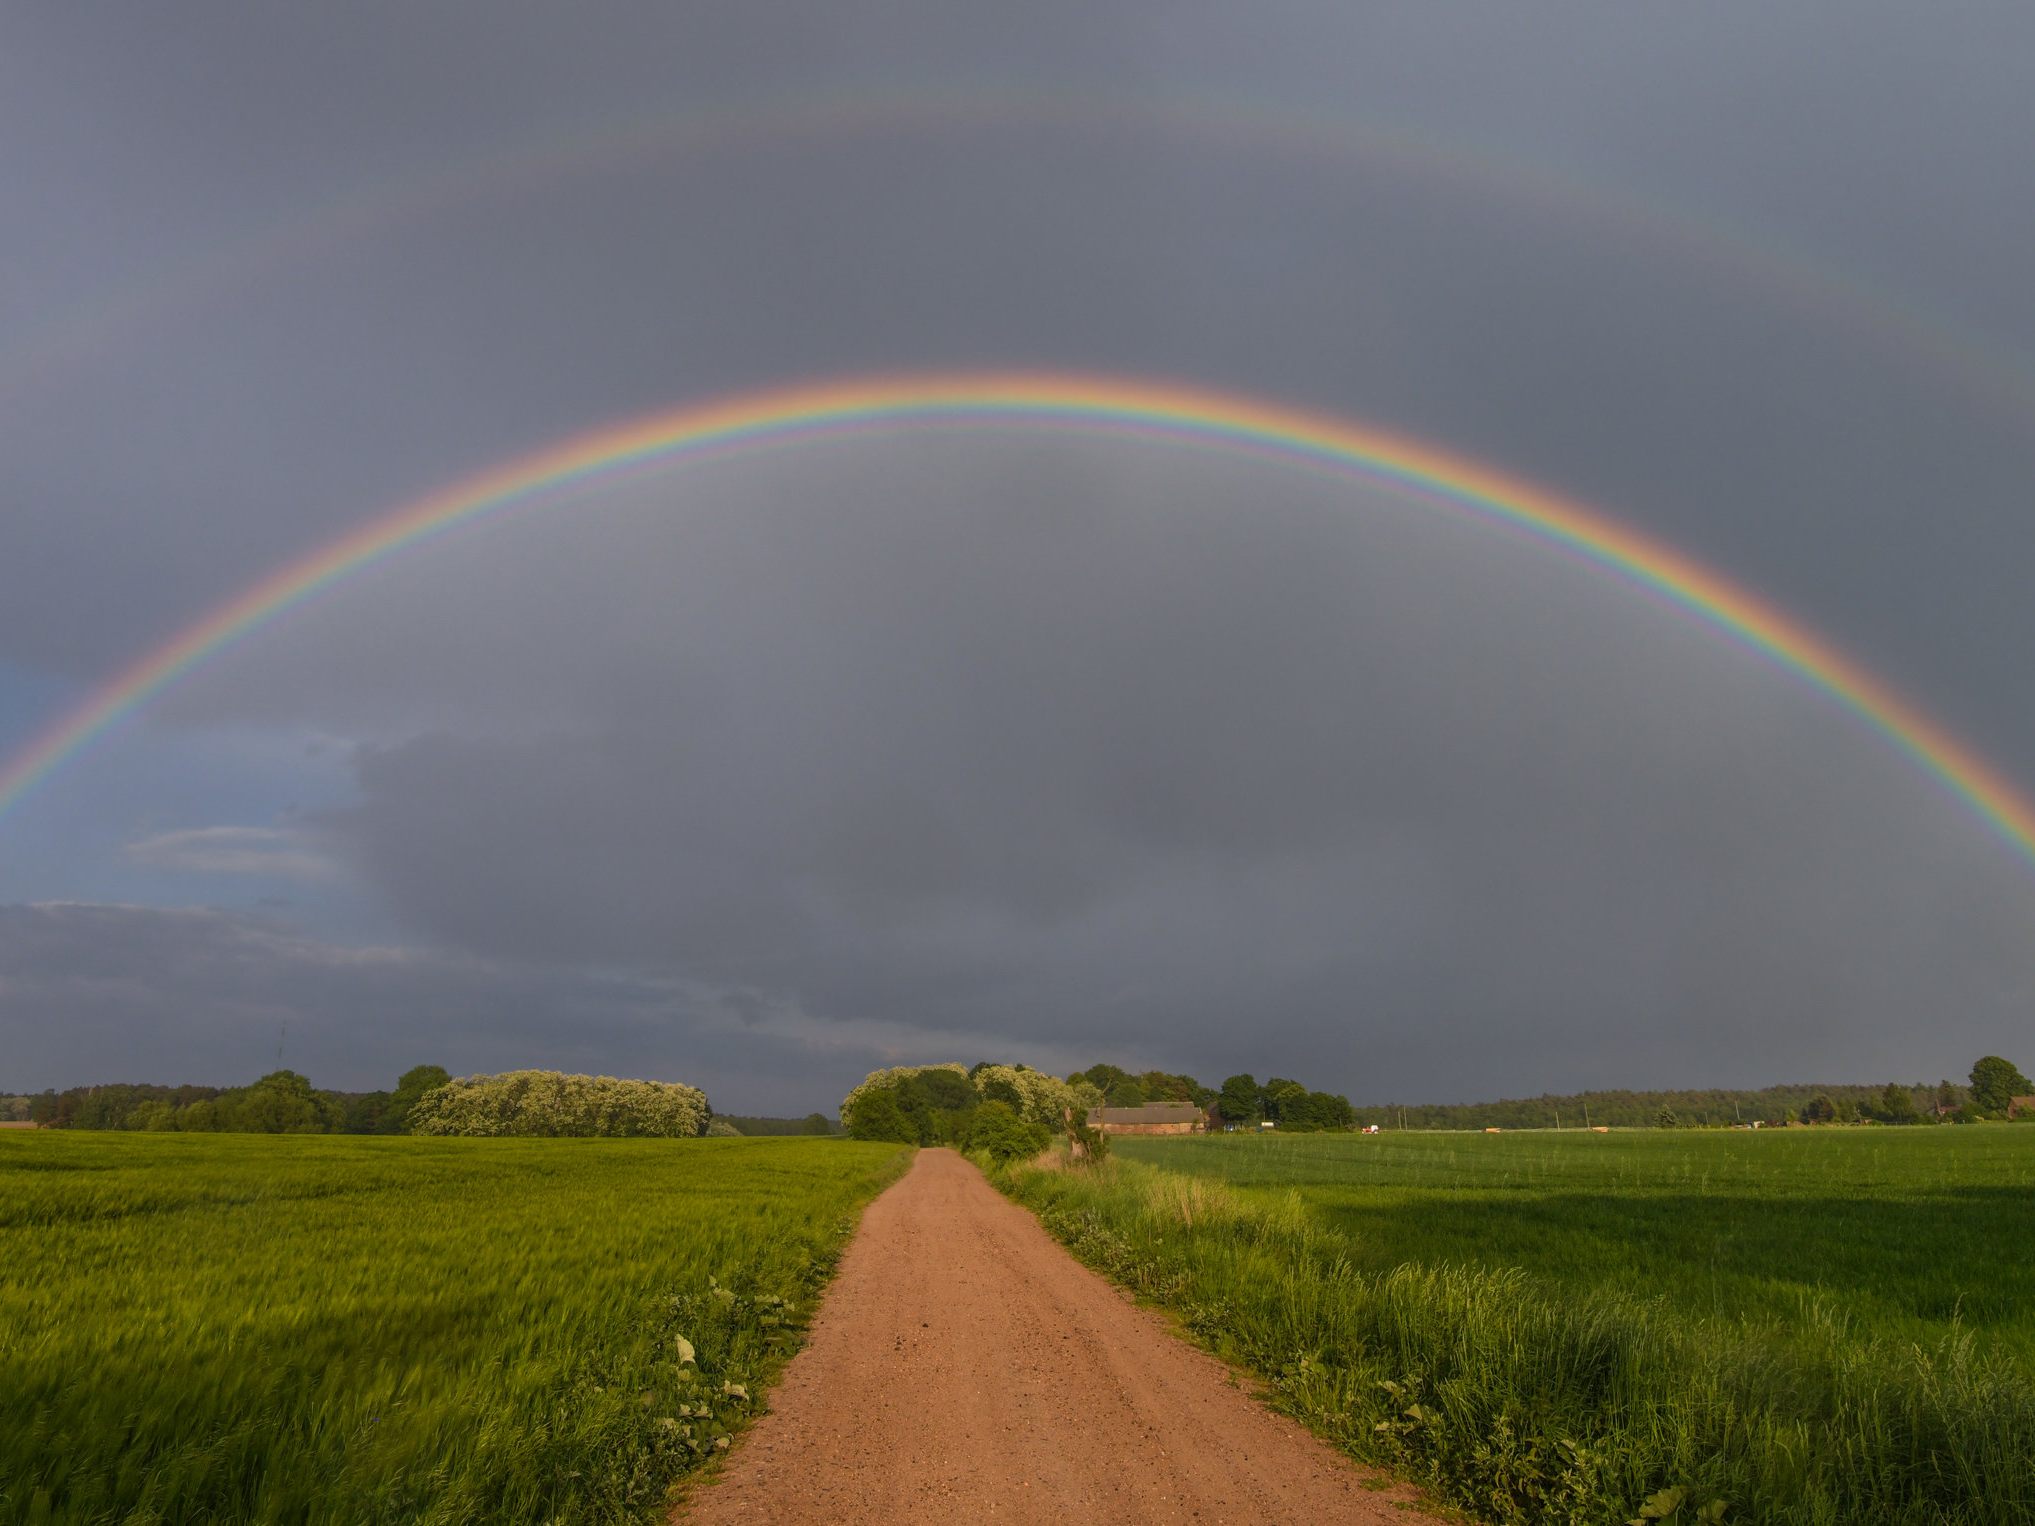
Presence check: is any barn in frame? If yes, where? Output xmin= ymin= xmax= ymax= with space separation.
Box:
xmin=1088 ymin=1102 xmax=1209 ymax=1135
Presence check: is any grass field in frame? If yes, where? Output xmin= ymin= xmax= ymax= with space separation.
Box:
xmin=0 ymin=1132 xmax=909 ymax=1524
xmin=1003 ymin=1127 xmax=2035 ymax=1525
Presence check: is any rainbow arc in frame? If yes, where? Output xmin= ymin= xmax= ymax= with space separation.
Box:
xmin=3 ymin=372 xmax=2031 ymax=869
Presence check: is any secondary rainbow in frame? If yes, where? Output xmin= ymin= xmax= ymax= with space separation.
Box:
xmin=4 ymin=371 xmax=2032 ymax=868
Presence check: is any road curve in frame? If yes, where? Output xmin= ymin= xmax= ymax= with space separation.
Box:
xmin=680 ymin=1147 xmax=1442 ymax=1524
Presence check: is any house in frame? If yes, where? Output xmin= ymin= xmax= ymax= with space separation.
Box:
xmin=2010 ymin=1095 xmax=2035 ymax=1120
xmin=1088 ymin=1102 xmax=1208 ymax=1136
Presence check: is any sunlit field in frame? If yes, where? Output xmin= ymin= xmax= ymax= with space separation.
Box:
xmin=1003 ymin=1127 xmax=2035 ymax=1523
xmin=0 ymin=1133 xmax=908 ymax=1525
xmin=1124 ymin=1126 xmax=2035 ymax=1361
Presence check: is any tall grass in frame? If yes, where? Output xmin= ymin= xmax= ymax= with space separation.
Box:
xmin=0 ymin=1132 xmax=908 ymax=1524
xmin=1001 ymin=1130 xmax=2035 ymax=1524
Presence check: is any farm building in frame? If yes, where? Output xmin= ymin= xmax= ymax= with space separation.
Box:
xmin=2010 ymin=1095 xmax=2035 ymax=1120
xmin=1088 ymin=1102 xmax=1210 ymax=1135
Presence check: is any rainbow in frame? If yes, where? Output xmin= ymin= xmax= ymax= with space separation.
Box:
xmin=3 ymin=371 xmax=2033 ymax=868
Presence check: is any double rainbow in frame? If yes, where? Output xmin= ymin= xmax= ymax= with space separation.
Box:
xmin=3 ymin=372 xmax=2031 ymax=867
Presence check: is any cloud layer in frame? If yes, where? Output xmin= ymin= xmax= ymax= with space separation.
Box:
xmin=5 ymin=6 xmax=2034 ymax=1106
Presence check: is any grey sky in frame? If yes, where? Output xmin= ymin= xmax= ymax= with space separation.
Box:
xmin=3 ymin=5 xmax=2032 ymax=1110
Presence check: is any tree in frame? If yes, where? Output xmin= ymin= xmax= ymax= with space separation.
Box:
xmin=846 ymin=1086 xmax=915 ymax=1143
xmin=1655 ymin=1104 xmax=1679 ymax=1129
xmin=1876 ymin=1083 xmax=1920 ymax=1125
xmin=1217 ymin=1074 xmax=1261 ymax=1127
xmin=915 ymin=1068 xmax=977 ymax=1112
xmin=386 ymin=1065 xmax=451 ymax=1132
xmin=343 ymin=1092 xmax=393 ymax=1133
xmin=966 ymin=1100 xmax=1049 ymax=1164
xmin=1105 ymin=1079 xmax=1148 ymax=1107
xmin=976 ymin=1073 xmax=1024 ymax=1113
xmin=1936 ymin=1079 xmax=1960 ymax=1118
xmin=1969 ymin=1056 xmax=2032 ymax=1117
xmin=1802 ymin=1093 xmax=1836 ymax=1124
xmin=1280 ymin=1090 xmax=1355 ymax=1131
xmin=1073 ymin=1064 xmax=1130 ymax=1093
xmin=236 ymin=1070 xmax=324 ymax=1133
xmin=407 ymin=1071 xmax=709 ymax=1136
xmin=1262 ymin=1078 xmax=1307 ymax=1124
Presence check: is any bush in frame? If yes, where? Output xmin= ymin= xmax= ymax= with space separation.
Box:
xmin=1069 ymin=1107 xmax=1109 ymax=1165
xmin=966 ymin=1101 xmax=1050 ymax=1164
xmin=406 ymin=1071 xmax=710 ymax=1137
xmin=845 ymin=1087 xmax=917 ymax=1143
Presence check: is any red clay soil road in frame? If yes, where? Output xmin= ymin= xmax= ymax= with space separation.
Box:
xmin=681 ymin=1148 xmax=1442 ymax=1525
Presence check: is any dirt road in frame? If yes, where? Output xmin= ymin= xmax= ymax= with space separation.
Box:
xmin=681 ymin=1148 xmax=1440 ymax=1524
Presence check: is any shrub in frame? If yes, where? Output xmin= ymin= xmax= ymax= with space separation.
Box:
xmin=968 ymin=1065 xmax=1075 ymax=1131
xmin=406 ymin=1071 xmax=710 ymax=1137
xmin=845 ymin=1087 xmax=916 ymax=1144
xmin=966 ymin=1101 xmax=1050 ymax=1164
xmin=1068 ymin=1106 xmax=1109 ymax=1165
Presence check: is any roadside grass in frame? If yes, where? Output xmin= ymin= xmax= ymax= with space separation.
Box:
xmin=999 ymin=1128 xmax=2035 ymax=1525
xmin=0 ymin=1132 xmax=909 ymax=1524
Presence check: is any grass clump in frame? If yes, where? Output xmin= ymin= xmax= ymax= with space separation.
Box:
xmin=0 ymin=1131 xmax=908 ymax=1524
xmin=998 ymin=1130 xmax=2035 ymax=1524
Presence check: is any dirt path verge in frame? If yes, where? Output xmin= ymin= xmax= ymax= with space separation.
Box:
xmin=680 ymin=1147 xmax=1443 ymax=1523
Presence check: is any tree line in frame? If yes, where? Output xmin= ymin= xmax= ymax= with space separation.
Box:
xmin=837 ymin=1060 xmax=1359 ymax=1148
xmin=4 ymin=1066 xmax=727 ymax=1138
xmin=12 ymin=1054 xmax=2025 ymax=1138
xmin=1351 ymin=1056 xmax=2031 ymax=1130
xmin=840 ymin=1054 xmax=2031 ymax=1143
xmin=6 ymin=1066 xmax=451 ymax=1134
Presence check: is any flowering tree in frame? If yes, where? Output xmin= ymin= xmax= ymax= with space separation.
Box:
xmin=407 ymin=1071 xmax=710 ymax=1137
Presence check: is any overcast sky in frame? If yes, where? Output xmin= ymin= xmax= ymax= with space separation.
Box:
xmin=4 ymin=4 xmax=2034 ymax=1111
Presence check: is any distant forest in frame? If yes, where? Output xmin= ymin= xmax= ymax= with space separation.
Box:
xmin=1353 ymin=1080 xmax=1968 ymax=1131
xmin=713 ymin=1113 xmax=842 ymax=1136
xmin=1 ymin=1067 xmax=452 ymax=1134
xmin=7 ymin=1057 xmax=2027 ymax=1133
xmin=0 ymin=1077 xmax=845 ymax=1137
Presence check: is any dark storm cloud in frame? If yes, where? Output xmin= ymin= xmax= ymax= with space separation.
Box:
xmin=144 ymin=440 xmax=2035 ymax=1100
xmin=0 ymin=900 xmax=1096 ymax=1108
xmin=5 ymin=5 xmax=2035 ymax=1101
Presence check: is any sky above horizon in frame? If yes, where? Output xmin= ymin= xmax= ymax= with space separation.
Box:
xmin=4 ymin=5 xmax=2034 ymax=1113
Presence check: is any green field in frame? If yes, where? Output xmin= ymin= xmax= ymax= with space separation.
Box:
xmin=0 ymin=1132 xmax=908 ymax=1524
xmin=1004 ymin=1127 xmax=2035 ymax=1524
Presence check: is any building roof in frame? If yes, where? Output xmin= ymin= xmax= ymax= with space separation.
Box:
xmin=1091 ymin=1102 xmax=1204 ymax=1125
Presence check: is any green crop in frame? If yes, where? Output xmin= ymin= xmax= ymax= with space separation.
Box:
xmin=0 ymin=1132 xmax=908 ymax=1524
xmin=1002 ymin=1127 xmax=2035 ymax=1524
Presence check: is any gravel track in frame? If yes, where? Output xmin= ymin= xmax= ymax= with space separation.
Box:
xmin=680 ymin=1147 xmax=1441 ymax=1524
